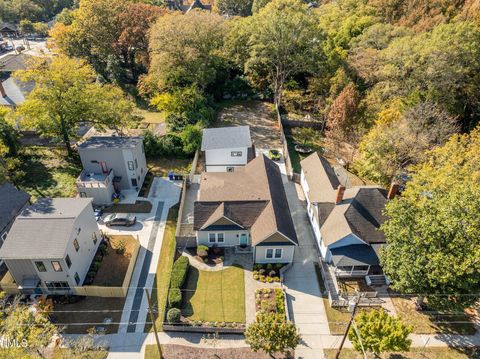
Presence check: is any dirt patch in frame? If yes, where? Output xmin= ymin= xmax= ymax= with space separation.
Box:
xmin=51 ymin=296 xmax=125 ymax=334
xmin=217 ymin=100 xmax=281 ymax=151
xmin=92 ymin=235 xmax=137 ymax=286
xmin=103 ymin=200 xmax=153 ymax=213
xmin=148 ymin=156 xmax=192 ymax=177
xmin=149 ymin=344 xmax=293 ymax=359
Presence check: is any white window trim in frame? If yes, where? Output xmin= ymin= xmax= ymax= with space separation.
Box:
xmin=231 ymin=151 xmax=242 ymax=157
xmin=208 ymin=232 xmax=225 ymax=243
xmin=265 ymin=248 xmax=283 ymax=259
xmin=1 ymin=232 xmax=7 ymax=242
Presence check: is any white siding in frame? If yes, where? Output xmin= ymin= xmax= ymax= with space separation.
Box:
xmin=205 ymin=146 xmax=248 ymax=172
xmin=328 ymin=233 xmax=366 ymax=250
xmin=254 ymin=246 xmax=295 ymax=264
xmin=197 ymin=230 xmax=250 ymax=247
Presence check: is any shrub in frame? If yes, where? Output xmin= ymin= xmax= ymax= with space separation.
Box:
xmin=269 ymin=270 xmax=277 ymax=277
xmin=167 ymin=308 xmax=181 ymax=324
xmin=116 ymin=239 xmax=126 ymax=255
xmin=168 ymin=288 xmax=182 ymax=308
xmin=253 ymin=270 xmax=259 ymax=276
xmin=275 ymin=263 xmax=283 ymax=270
xmin=259 ymin=268 xmax=266 ymax=275
xmin=220 ymin=256 xmax=224 ymax=262
xmin=170 ymin=256 xmax=189 ymax=288
xmin=266 ymin=277 xmax=273 ymax=283
xmin=275 ymin=289 xmax=285 ymax=315
xmin=253 ymin=264 xmax=261 ymax=271
xmin=266 ymin=263 xmax=273 ymax=270
xmin=273 ymin=276 xmax=281 ymax=282
xmin=253 ymin=274 xmax=259 ymax=280
xmin=204 ymin=258 xmax=209 ymax=263
xmin=87 ymin=270 xmax=96 ymax=278
xmin=197 ymin=245 xmax=209 ymax=258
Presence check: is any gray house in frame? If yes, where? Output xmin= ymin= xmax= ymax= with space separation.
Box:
xmin=0 ymin=198 xmax=101 ymax=295
xmin=194 ymin=155 xmax=298 ymax=263
xmin=300 ymin=152 xmax=394 ymax=284
xmin=76 ymin=136 xmax=147 ymax=205
xmin=0 ymin=182 xmax=30 ymax=248
xmin=201 ymin=126 xmax=255 ymax=173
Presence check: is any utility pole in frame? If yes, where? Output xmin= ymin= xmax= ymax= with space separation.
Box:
xmin=145 ymin=288 xmax=162 ymax=358
xmin=335 ymin=294 xmax=360 ymax=359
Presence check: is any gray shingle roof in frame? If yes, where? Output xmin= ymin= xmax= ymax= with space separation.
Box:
xmin=330 ymin=245 xmax=380 ymax=267
xmin=201 ymin=126 xmax=252 ymax=151
xmin=0 ymin=182 xmax=30 ymax=233
xmin=300 ymin=153 xmax=341 ymax=203
xmin=0 ymin=77 xmax=33 ymax=107
xmin=77 ymin=136 xmax=142 ymax=150
xmin=0 ymin=198 xmax=93 ymax=259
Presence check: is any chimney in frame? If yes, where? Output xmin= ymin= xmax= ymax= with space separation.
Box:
xmin=335 ymin=185 xmax=346 ymax=204
xmin=0 ymin=81 xmax=6 ymax=98
xmin=388 ymin=183 xmax=399 ymax=200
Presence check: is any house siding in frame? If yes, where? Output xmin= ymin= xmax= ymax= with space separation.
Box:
xmin=205 ymin=146 xmax=249 ymax=172
xmin=328 ymin=234 xmax=365 ymax=250
xmin=254 ymin=245 xmax=295 ymax=264
xmin=197 ymin=230 xmax=250 ymax=247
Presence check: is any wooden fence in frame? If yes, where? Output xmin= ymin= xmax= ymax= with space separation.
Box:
xmin=73 ymin=238 xmax=140 ymax=298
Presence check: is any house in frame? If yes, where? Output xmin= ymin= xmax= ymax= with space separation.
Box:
xmin=0 ymin=54 xmax=34 ymax=107
xmin=300 ymin=153 xmax=395 ymax=283
xmin=76 ymin=136 xmax=147 ymax=205
xmin=0 ymin=198 xmax=101 ymax=295
xmin=0 ymin=182 xmax=30 ymax=248
xmin=0 ymin=23 xmax=18 ymax=37
xmin=194 ymin=155 xmax=298 ymax=263
xmin=201 ymin=126 xmax=255 ymax=172
xmin=166 ymin=0 xmax=212 ymax=13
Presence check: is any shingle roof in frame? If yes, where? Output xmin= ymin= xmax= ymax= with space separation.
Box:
xmin=0 ymin=182 xmax=30 ymax=233
xmin=77 ymin=136 xmax=142 ymax=150
xmin=201 ymin=126 xmax=252 ymax=151
xmin=300 ymin=153 xmax=341 ymax=203
xmin=0 ymin=54 xmax=32 ymax=72
xmin=330 ymin=245 xmax=380 ymax=267
xmin=0 ymin=77 xmax=32 ymax=106
xmin=320 ymin=187 xmax=387 ymax=246
xmin=0 ymin=198 xmax=93 ymax=259
xmin=194 ymin=155 xmax=297 ymax=246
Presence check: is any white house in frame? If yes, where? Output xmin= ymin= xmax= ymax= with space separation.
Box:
xmin=76 ymin=136 xmax=147 ymax=205
xmin=0 ymin=198 xmax=102 ymax=295
xmin=194 ymin=155 xmax=298 ymax=263
xmin=201 ymin=126 xmax=255 ymax=172
xmin=300 ymin=153 xmax=395 ymax=283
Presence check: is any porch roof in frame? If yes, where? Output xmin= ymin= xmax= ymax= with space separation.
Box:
xmin=330 ymin=245 xmax=379 ymax=267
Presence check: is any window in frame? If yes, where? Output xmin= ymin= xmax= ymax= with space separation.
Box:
xmin=51 ymin=261 xmax=62 ymax=272
xmin=131 ymin=178 xmax=138 ymax=187
xmin=135 ymin=159 xmax=138 ymax=169
xmin=45 ymin=281 xmax=70 ymax=290
xmin=231 ymin=151 xmax=242 ymax=157
xmin=217 ymin=233 xmax=224 ymax=243
xmin=209 ymin=233 xmax=216 ymax=243
xmin=79 ymin=192 xmax=87 ymax=198
xmin=127 ymin=161 xmax=134 ymax=170
xmin=90 ymin=160 xmax=98 ymax=164
xmin=266 ymin=249 xmax=273 ymax=259
xmin=92 ymin=232 xmax=97 ymax=245
xmin=274 ymin=249 xmax=282 ymax=259
xmin=73 ymin=238 xmax=79 ymax=252
xmin=65 ymin=255 xmax=72 ymax=268
xmin=226 ymin=167 xmax=235 ymax=172
xmin=35 ymin=261 xmax=47 ymax=272
xmin=1 ymin=232 xmax=7 ymax=242
xmin=74 ymin=272 xmax=80 ymax=285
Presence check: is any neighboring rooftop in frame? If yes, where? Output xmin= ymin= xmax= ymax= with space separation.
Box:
xmin=0 ymin=77 xmax=33 ymax=107
xmin=201 ymin=126 xmax=252 ymax=151
xmin=77 ymin=136 xmax=143 ymax=150
xmin=0 ymin=182 xmax=30 ymax=233
xmin=300 ymin=152 xmax=341 ymax=203
xmin=194 ymin=155 xmax=297 ymax=246
xmin=0 ymin=198 xmax=93 ymax=259
xmin=0 ymin=53 xmax=32 ymax=73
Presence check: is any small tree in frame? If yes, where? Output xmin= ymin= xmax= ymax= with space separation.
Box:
xmin=292 ymin=127 xmax=321 ymax=147
xmin=245 ymin=312 xmax=300 ymax=358
xmin=180 ymin=125 xmax=202 ymax=155
xmin=348 ymin=310 xmax=412 ymax=357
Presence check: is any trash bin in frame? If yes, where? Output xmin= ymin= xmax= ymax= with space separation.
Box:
xmin=168 ymin=171 xmax=174 ymax=180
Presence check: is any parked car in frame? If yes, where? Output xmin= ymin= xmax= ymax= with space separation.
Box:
xmin=15 ymin=45 xmax=25 ymax=52
xmin=268 ymin=149 xmax=281 ymax=161
xmin=104 ymin=213 xmax=136 ymax=227
xmin=4 ymin=44 xmax=13 ymax=51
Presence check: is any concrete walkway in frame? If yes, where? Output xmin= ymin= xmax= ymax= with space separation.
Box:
xmin=117 ymin=178 xmax=181 ymax=334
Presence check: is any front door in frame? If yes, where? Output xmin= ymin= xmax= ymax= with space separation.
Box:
xmin=239 ymin=233 xmax=248 ymax=246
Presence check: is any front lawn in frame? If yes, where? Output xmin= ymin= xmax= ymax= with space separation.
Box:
xmin=52 ymin=296 xmax=125 ymax=334
xmin=51 ymin=348 xmax=108 ymax=359
xmin=390 ymin=295 xmax=476 ymax=335
xmin=324 ymin=347 xmax=480 ymax=359
xmin=182 ymin=266 xmax=246 ymax=323
xmin=18 ymin=146 xmax=82 ymax=201
xmin=145 ymin=205 xmax=179 ymax=332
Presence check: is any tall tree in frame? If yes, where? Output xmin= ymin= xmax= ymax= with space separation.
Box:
xmin=348 ymin=309 xmax=412 ymax=356
xmin=15 ymin=56 xmax=135 ymax=156
xmin=227 ymin=0 xmax=324 ymax=107
xmin=215 ymin=0 xmax=253 ymax=16
xmin=245 ymin=312 xmax=301 ymax=357
xmin=380 ymin=126 xmax=480 ymax=310
xmin=143 ymin=11 xmax=226 ymax=94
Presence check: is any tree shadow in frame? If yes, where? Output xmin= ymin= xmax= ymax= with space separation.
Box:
xmin=181 ymin=266 xmax=199 ymax=318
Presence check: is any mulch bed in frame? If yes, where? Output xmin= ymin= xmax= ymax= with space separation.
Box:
xmin=159 ymin=344 xmax=293 ymax=359
xmin=139 ymin=172 xmax=154 ymax=197
xmin=189 ymin=247 xmax=225 ymax=266
xmin=103 ymin=200 xmax=153 ymax=213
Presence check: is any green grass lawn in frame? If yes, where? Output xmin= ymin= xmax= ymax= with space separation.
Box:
xmin=148 ymin=157 xmax=192 ymax=177
xmin=324 ymin=347 xmax=480 ymax=359
xmin=17 ymin=146 xmax=82 ymax=201
xmin=144 ymin=345 xmax=162 ymax=359
xmin=145 ymin=205 xmax=179 ymax=332
xmin=182 ymin=265 xmax=246 ymax=323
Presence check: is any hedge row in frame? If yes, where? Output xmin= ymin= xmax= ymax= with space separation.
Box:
xmin=170 ymin=256 xmax=189 ymax=289
xmin=168 ymin=288 xmax=182 ymax=308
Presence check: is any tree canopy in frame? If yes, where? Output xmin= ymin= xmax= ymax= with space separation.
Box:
xmin=15 ymin=56 xmax=135 ymax=156
xmin=380 ymin=126 xmax=480 ymax=310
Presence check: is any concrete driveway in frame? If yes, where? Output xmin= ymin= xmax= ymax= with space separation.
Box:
xmin=283 ymin=181 xmax=329 ymax=359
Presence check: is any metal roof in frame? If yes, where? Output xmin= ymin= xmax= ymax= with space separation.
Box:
xmin=201 ymin=126 xmax=252 ymax=151
xmin=330 ymin=245 xmax=380 ymax=267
